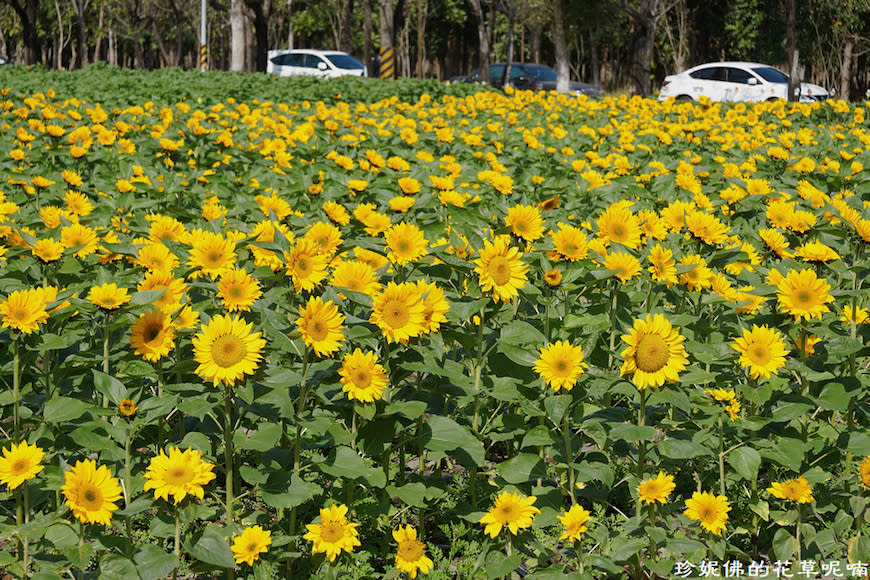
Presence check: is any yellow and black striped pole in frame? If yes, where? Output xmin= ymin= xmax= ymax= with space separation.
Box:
xmin=200 ymin=45 xmax=207 ymax=72
xmin=200 ymin=0 xmax=207 ymax=71
xmin=379 ymin=46 xmax=394 ymax=79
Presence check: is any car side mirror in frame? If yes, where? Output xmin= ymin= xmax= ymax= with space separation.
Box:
xmin=317 ymin=62 xmax=328 ymax=71
xmin=747 ymin=78 xmax=758 ymax=85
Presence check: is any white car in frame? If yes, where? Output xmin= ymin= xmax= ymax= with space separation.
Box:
xmin=658 ymin=62 xmax=798 ymax=102
xmin=800 ymin=82 xmax=829 ymax=102
xmin=267 ymin=49 xmax=367 ymax=78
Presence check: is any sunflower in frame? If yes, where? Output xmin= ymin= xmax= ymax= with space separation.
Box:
xmin=842 ymin=305 xmax=869 ymax=325
xmin=31 ymin=238 xmax=65 ymax=262
xmin=217 ymin=268 xmax=262 ymax=312
xmin=385 ymin=222 xmax=429 ymax=265
xmin=678 ymin=254 xmax=713 ymax=291
xmin=304 ymin=221 xmax=343 ymax=256
xmin=638 ymin=471 xmax=675 ymax=505
xmin=136 ymin=242 xmax=180 ymax=272
xmin=192 ymin=314 xmax=266 ymax=385
xmin=329 ymin=259 xmax=382 ymax=297
xmin=87 ymin=283 xmax=131 ymax=310
xmin=557 ymin=504 xmax=591 ymax=543
xmin=549 ymin=223 xmax=589 ymax=261
xmin=143 ymin=446 xmax=217 ymax=504
xmin=660 ymin=200 xmax=695 ymax=232
xmin=683 ymin=491 xmax=730 ymax=536
xmin=474 ymin=237 xmax=528 ymax=303
xmin=505 ymin=204 xmax=545 ymax=242
xmin=647 ymin=244 xmax=677 ymax=286
xmin=596 ymin=202 xmax=641 ymax=249
xmin=370 ymin=282 xmax=426 ymax=344
xmin=232 ymin=525 xmax=272 ymax=566
xmin=620 ymin=313 xmax=689 ymax=390
xmin=398 ymin=177 xmax=422 ymax=195
xmin=323 ymin=201 xmax=351 ymax=226
xmin=285 ymin=238 xmax=329 ymax=293
xmin=415 ymin=280 xmax=449 ymax=334
xmin=60 ymin=223 xmax=99 ymax=257
xmin=0 ymin=440 xmax=45 ymax=489
xmin=130 ymin=309 xmax=175 ymax=362
xmin=775 ymin=268 xmax=834 ymax=320
xmin=62 ymin=459 xmax=123 ymax=526
xmin=186 ymin=229 xmax=236 ymax=279
xmin=767 ymin=476 xmax=814 ymax=503
xmin=479 ymin=491 xmax=540 ymax=538
xmin=304 ymin=503 xmax=361 ymax=562
xmin=534 ymin=341 xmax=588 ymax=392
xmin=731 ymin=324 xmax=788 ymax=380
xmin=389 ymin=196 xmax=416 ymax=213
xmin=794 ymin=240 xmax=840 ymax=262
xmin=860 ymin=456 xmax=870 ymax=487
xmin=393 ymin=525 xmax=433 ymax=579
xmin=137 ymin=270 xmax=186 ymax=313
xmin=603 ymin=251 xmax=642 ymax=283
xmin=544 ymin=269 xmax=562 ymax=287
xmin=118 ymin=398 xmax=138 ymax=417
xmin=339 ymin=349 xmax=388 ymax=403
xmin=0 ymin=288 xmax=50 ymax=334
xmin=685 ymin=210 xmax=729 ymax=245
xmin=296 ymin=296 xmax=345 ymax=357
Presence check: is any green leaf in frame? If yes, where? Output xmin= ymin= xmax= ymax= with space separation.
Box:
xmin=234 ymin=422 xmax=282 ymax=451
xmin=98 ymin=554 xmax=139 ymax=580
xmin=319 ymin=445 xmax=370 ymax=480
xmin=608 ymin=424 xmax=656 ymax=442
xmin=485 ymin=550 xmax=521 ymax=579
xmin=261 ymin=473 xmax=321 ymax=508
xmin=64 ymin=543 xmax=96 ymax=570
xmin=658 ymin=437 xmax=711 ymax=460
xmin=543 ymin=395 xmax=572 ymax=425
xmin=772 ymin=401 xmax=813 ymax=422
xmin=186 ymin=525 xmax=234 ymax=569
xmin=420 ymin=416 xmax=485 ymax=467
xmin=521 ymin=425 xmax=557 ymax=448
xmin=772 ymin=528 xmax=798 ymax=561
xmin=664 ymin=537 xmax=707 ymax=556
xmin=44 ymin=396 xmax=92 ymax=422
xmin=500 ymin=320 xmax=546 ymax=346
xmin=497 ymin=453 xmax=547 ymax=484
xmin=727 ymin=447 xmax=762 ymax=480
xmin=92 ymin=370 xmax=128 ymax=405
xmin=134 ymin=544 xmax=179 ymax=580
xmin=814 ymin=382 xmax=850 ymax=412
xmin=765 ymin=438 xmax=804 ymax=472
xmin=386 ymin=482 xmax=428 ymax=508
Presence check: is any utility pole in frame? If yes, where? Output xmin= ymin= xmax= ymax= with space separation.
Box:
xmin=200 ymin=0 xmax=207 ymax=70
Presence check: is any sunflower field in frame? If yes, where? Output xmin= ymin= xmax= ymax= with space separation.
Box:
xmin=0 ymin=65 xmax=869 ymax=579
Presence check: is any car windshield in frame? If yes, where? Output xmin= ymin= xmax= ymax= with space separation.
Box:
xmin=752 ymin=67 xmax=788 ymax=84
xmin=325 ymin=54 xmax=364 ymax=70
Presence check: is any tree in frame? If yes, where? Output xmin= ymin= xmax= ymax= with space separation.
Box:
xmin=3 ymin=0 xmax=42 ymax=63
xmin=230 ymin=0 xmax=246 ymax=70
xmin=467 ymin=0 xmax=494 ymax=82
xmin=379 ymin=0 xmax=395 ymax=77
xmin=618 ymin=0 xmax=673 ymax=95
xmin=552 ymin=0 xmax=568 ymax=92
xmin=785 ymin=0 xmax=798 ymax=101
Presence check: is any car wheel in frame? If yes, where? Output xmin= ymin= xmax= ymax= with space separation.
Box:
xmin=675 ymin=94 xmax=693 ymax=101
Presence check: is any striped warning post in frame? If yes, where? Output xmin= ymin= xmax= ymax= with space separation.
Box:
xmin=379 ymin=47 xmax=394 ymax=79
xmin=200 ymin=45 xmax=207 ymax=71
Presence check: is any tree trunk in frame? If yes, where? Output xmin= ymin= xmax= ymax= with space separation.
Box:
xmin=341 ymin=0 xmax=355 ymax=53
xmin=786 ymin=0 xmax=798 ymax=101
xmin=619 ymin=0 xmax=661 ymax=96
xmin=363 ymin=0 xmax=372 ymax=73
xmin=230 ymin=0 xmax=246 ymax=71
xmin=71 ymin=0 xmax=89 ymax=68
xmin=287 ymin=0 xmax=294 ymax=48
xmin=839 ymin=36 xmax=852 ymax=101
xmin=468 ymin=0 xmax=491 ymax=83
xmin=416 ymin=0 xmax=424 ymax=78
xmin=529 ymin=24 xmax=540 ymax=64
xmin=9 ymin=0 xmax=42 ymax=64
xmin=552 ymin=0 xmax=569 ymax=92
xmin=502 ymin=0 xmax=514 ymax=87
xmin=246 ymin=0 xmax=271 ymax=71
xmin=589 ymin=25 xmax=599 ymax=86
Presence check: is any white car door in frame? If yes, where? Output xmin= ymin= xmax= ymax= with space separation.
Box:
xmin=727 ymin=67 xmax=766 ymax=102
xmin=688 ymin=66 xmax=729 ymax=101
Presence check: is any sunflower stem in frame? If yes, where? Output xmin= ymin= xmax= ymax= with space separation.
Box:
xmin=718 ymin=414 xmax=726 ymax=497
xmin=174 ymin=504 xmax=182 ymax=559
xmin=288 ymin=345 xmax=310 ymax=540
xmin=13 ymin=334 xmax=21 ymax=443
xmin=102 ymin=311 xmax=110 ymax=399
xmin=562 ymin=407 xmax=577 ymax=504
xmin=124 ymin=427 xmax=133 ymax=558
xmin=795 ymin=504 xmax=802 ymax=563
xmin=223 ymin=387 xmax=235 ymax=530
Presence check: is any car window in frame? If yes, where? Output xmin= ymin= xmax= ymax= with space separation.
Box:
xmin=304 ymin=54 xmax=326 ymax=69
xmin=271 ymin=53 xmax=304 ymax=67
xmin=489 ymin=65 xmax=505 ymax=80
xmin=751 ymin=67 xmax=788 ymax=84
xmin=325 ymin=54 xmax=364 ymax=70
xmin=526 ymin=65 xmax=557 ymax=82
xmin=726 ymin=68 xmax=754 ymax=84
xmin=690 ymin=67 xmax=725 ymax=81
